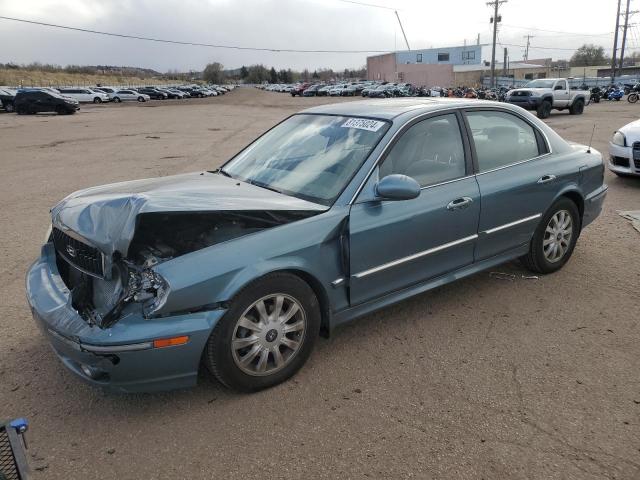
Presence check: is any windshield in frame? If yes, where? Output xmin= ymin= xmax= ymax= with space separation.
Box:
xmin=525 ymin=79 xmax=556 ymax=89
xmin=222 ymin=114 xmax=390 ymax=205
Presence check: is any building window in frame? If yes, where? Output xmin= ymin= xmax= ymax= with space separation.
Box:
xmin=524 ymin=73 xmax=534 ymax=80
xmin=417 ymin=53 xmax=423 ymax=63
xmin=437 ymin=53 xmax=450 ymax=62
xmin=462 ymin=51 xmax=475 ymax=61
xmin=537 ymin=73 xmax=547 ymax=79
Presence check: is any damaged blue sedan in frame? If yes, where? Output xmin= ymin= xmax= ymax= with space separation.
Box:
xmin=27 ymin=99 xmax=607 ymax=393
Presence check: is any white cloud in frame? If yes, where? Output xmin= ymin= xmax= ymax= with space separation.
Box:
xmin=0 ymin=0 xmax=625 ymax=72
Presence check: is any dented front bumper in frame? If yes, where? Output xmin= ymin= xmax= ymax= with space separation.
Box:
xmin=26 ymin=243 xmax=226 ymax=393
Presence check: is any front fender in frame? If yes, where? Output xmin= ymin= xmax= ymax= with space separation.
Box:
xmin=152 ymin=208 xmax=349 ymax=316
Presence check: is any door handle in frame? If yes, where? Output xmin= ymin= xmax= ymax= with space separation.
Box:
xmin=537 ymin=174 xmax=556 ymax=184
xmin=447 ymin=197 xmax=473 ymax=210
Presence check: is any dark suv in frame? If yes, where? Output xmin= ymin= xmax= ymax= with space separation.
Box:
xmin=0 ymin=88 xmax=16 ymax=112
xmin=14 ymin=90 xmax=80 ymax=115
xmin=136 ymin=87 xmax=168 ymax=100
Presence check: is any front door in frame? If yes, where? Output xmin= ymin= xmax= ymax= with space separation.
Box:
xmin=349 ymin=113 xmax=481 ymax=306
xmin=554 ymin=79 xmax=570 ymax=107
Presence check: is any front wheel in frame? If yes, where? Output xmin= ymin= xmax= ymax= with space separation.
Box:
xmin=569 ymin=99 xmax=584 ymax=115
xmin=628 ymin=93 xmax=639 ymax=103
xmin=521 ymin=198 xmax=580 ymax=274
xmin=137 ymin=96 xmax=145 ymax=102
xmin=204 ymin=273 xmax=320 ymax=392
xmin=4 ymin=102 xmax=14 ymax=113
xmin=93 ymin=97 xmax=102 ymax=104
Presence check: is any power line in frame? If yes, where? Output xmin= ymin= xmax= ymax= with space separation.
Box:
xmin=0 ymin=15 xmax=392 ymax=54
xmin=335 ymin=0 xmax=397 ymax=10
xmin=500 ymin=24 xmax=614 ymax=37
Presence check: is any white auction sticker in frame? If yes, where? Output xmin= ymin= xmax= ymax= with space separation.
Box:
xmin=341 ymin=118 xmax=386 ymax=132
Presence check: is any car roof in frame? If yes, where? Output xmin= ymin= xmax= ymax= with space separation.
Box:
xmin=301 ymin=98 xmax=490 ymax=120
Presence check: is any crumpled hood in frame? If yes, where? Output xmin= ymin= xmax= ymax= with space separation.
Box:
xmin=51 ymin=171 xmax=326 ymax=256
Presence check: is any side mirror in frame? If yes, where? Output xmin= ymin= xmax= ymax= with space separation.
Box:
xmin=375 ymin=174 xmax=421 ymax=201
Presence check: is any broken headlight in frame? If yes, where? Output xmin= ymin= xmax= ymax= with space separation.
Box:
xmin=124 ymin=264 xmax=170 ymax=316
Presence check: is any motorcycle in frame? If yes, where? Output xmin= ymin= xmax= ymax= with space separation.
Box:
xmin=608 ymin=88 xmax=624 ymax=101
xmin=627 ymin=83 xmax=640 ymax=103
xmin=590 ymin=87 xmax=602 ymax=104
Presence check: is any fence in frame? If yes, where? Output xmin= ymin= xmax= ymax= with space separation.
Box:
xmin=482 ymin=75 xmax=640 ymax=89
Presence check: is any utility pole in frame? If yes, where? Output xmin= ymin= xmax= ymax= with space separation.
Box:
xmin=503 ymin=47 xmax=508 ymax=77
xmin=612 ymin=0 xmax=622 ymax=82
xmin=523 ymin=35 xmax=534 ymax=61
xmin=395 ymin=10 xmax=411 ymax=51
xmin=487 ymin=0 xmax=507 ymax=88
xmin=619 ymin=0 xmax=636 ymax=74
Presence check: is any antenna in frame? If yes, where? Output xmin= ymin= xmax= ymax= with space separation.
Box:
xmin=587 ymin=124 xmax=596 ymax=153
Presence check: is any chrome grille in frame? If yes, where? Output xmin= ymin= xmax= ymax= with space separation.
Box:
xmin=52 ymin=227 xmax=104 ymax=277
xmin=633 ymin=142 xmax=640 ymax=169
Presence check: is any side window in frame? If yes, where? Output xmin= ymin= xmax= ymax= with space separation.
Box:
xmin=466 ymin=110 xmax=542 ymax=172
xmin=379 ymin=114 xmax=466 ymax=187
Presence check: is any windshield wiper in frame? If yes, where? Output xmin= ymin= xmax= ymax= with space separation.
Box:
xmin=212 ymin=168 xmax=233 ymax=178
xmin=248 ymin=180 xmax=284 ymax=195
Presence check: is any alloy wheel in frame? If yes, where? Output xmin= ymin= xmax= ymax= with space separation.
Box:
xmin=543 ymin=210 xmax=573 ymax=263
xmin=231 ymin=294 xmax=306 ymax=376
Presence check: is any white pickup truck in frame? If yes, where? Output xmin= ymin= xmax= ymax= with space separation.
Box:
xmin=505 ymin=78 xmax=590 ymax=119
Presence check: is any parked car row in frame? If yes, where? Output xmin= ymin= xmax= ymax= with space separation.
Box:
xmin=0 ymin=84 xmax=236 ymax=115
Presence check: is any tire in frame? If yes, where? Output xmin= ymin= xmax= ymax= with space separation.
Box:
xmin=55 ymin=105 xmax=66 ymax=115
xmin=628 ymin=93 xmax=639 ymax=104
xmin=137 ymin=96 xmax=145 ymax=102
xmin=204 ymin=272 xmax=321 ymax=392
xmin=4 ymin=102 xmax=14 ymax=113
xmin=93 ymin=97 xmax=102 ymax=104
xmin=520 ymin=197 xmax=581 ymax=274
xmin=537 ymin=100 xmax=552 ymax=119
xmin=569 ymin=98 xmax=584 ymax=115
xmin=16 ymin=105 xmax=27 ymax=115
xmin=592 ymin=96 xmax=600 ymax=103
xmin=113 ymin=97 xmax=121 ymax=103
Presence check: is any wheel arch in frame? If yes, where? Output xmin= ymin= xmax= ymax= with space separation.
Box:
xmin=555 ymin=188 xmax=585 ymax=223
xmin=221 ymin=266 xmax=332 ymax=338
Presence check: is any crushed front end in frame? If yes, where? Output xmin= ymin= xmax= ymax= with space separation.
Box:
xmin=26 ymin=231 xmax=225 ymax=393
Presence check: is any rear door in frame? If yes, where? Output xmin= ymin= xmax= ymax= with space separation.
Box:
xmin=349 ymin=112 xmax=480 ymax=305
xmin=464 ymin=108 xmax=561 ymax=260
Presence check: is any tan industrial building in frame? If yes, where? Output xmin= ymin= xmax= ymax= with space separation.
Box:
xmin=453 ymin=62 xmax=548 ymax=86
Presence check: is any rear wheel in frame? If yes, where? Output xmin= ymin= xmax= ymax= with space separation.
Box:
xmin=204 ymin=273 xmax=320 ymax=392
xmin=537 ymin=100 xmax=552 ymax=119
xmin=93 ymin=97 xmax=102 ymax=104
xmin=521 ymin=198 xmax=580 ymax=274
xmin=16 ymin=105 xmax=27 ymax=115
xmin=4 ymin=102 xmax=14 ymax=113
xmin=569 ymin=98 xmax=584 ymax=115
xmin=137 ymin=96 xmax=145 ymax=102
xmin=113 ymin=97 xmax=121 ymax=103
xmin=55 ymin=105 xmax=66 ymax=115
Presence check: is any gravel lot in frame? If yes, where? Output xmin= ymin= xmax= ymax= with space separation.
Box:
xmin=1 ymin=88 xmax=639 ymax=479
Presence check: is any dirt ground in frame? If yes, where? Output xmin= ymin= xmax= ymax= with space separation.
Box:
xmin=1 ymin=88 xmax=639 ymax=480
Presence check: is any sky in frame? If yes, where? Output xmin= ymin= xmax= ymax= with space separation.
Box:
xmin=0 ymin=0 xmax=633 ymax=72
